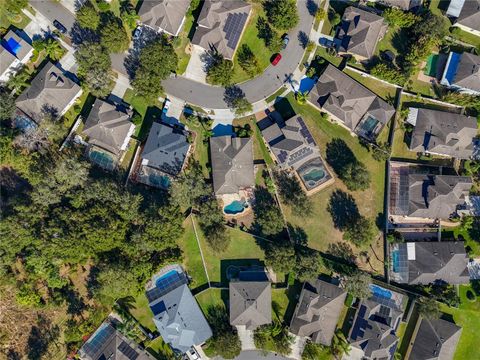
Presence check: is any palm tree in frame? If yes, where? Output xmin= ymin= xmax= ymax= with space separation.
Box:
xmin=331 ymin=330 xmax=351 ymax=359
xmin=43 ymin=38 xmax=65 ymax=61
xmin=296 ymin=91 xmax=308 ymax=105
xmin=7 ymin=70 xmax=30 ymax=94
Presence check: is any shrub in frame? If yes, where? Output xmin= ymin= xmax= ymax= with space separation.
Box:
xmin=207 ymin=56 xmax=233 ymax=86
xmin=466 ymin=290 xmax=476 ymax=301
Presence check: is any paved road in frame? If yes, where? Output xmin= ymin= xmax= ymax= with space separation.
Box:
xmin=213 ymin=350 xmax=294 ymax=360
xmin=162 ymin=0 xmax=316 ymax=109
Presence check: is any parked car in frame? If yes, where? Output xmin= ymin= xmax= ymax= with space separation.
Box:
xmin=318 ymin=37 xmax=335 ymax=48
xmin=271 ymin=53 xmax=282 ymax=66
xmin=162 ymin=98 xmax=171 ymax=114
xmin=53 ymin=20 xmax=67 ymax=34
xmin=282 ymin=34 xmax=290 ymax=49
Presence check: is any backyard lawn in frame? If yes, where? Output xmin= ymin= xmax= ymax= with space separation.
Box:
xmin=274 ymin=94 xmax=386 ymax=273
xmin=195 ymin=288 xmax=226 ymax=313
xmin=343 ymin=68 xmax=398 ymax=101
xmin=174 ymin=14 xmax=195 ymax=75
xmin=182 ymin=114 xmax=211 ymax=177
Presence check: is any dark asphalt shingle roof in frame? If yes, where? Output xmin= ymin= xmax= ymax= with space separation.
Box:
xmin=141 ymin=122 xmax=191 ymax=176
xmin=210 ymin=136 xmax=254 ymax=195
xmin=456 ymin=0 xmax=480 ymax=32
xmin=309 ymin=64 xmax=394 ymax=140
xmin=192 ymin=0 xmax=252 ymax=60
xmin=83 ymin=99 xmax=134 ymax=156
xmin=290 ymin=280 xmax=347 ymax=346
xmin=410 ymin=318 xmax=462 ymax=360
xmin=409 ymin=108 xmax=478 ymax=159
xmin=230 ymin=280 xmax=271 ymax=330
xmin=336 ymin=6 xmax=387 ymax=59
xmin=454 ymin=52 xmax=480 ymax=93
xmin=138 ymin=0 xmax=191 ymax=36
xmin=407 ymin=174 xmax=473 ymax=219
xmin=400 ymin=241 xmax=470 ymax=285
xmin=16 ymin=62 xmax=81 ymax=123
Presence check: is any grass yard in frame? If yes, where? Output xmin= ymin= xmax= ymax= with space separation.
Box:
xmin=231 ymin=3 xmax=277 ymax=84
xmin=182 ymin=114 xmax=211 ymax=177
xmin=119 ymin=139 xmax=138 ymax=171
xmin=0 ymin=9 xmax=31 ymax=32
xmin=315 ymin=47 xmax=342 ymax=67
xmin=405 ymin=77 xmax=437 ymax=98
xmin=265 ymin=86 xmax=288 ymax=104
xmin=145 ymin=337 xmax=174 ymax=360
xmin=343 ymin=68 xmax=398 ymax=101
xmin=174 ymin=14 xmax=195 ymax=75
xmin=446 ymin=226 xmax=480 ymax=257
xmin=440 ymin=301 xmax=480 ymax=360
xmin=275 ymin=94 xmax=385 ymax=273
xmin=131 ymin=292 xmax=156 ymax=332
xmin=192 ymin=216 xmax=266 ymax=286
xmin=178 ymin=216 xmax=209 ymax=289
xmin=195 ymin=288 xmax=226 ymax=313
xmin=123 ymin=89 xmax=163 ymax=141
xmin=450 ymin=28 xmax=480 ymax=49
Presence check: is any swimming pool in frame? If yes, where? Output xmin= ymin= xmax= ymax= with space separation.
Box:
xmin=392 ymin=250 xmax=400 ymax=273
xmin=369 ymin=284 xmax=392 ymax=299
xmin=303 ymin=168 xmax=325 ymax=182
xmin=224 ymin=200 xmax=247 ymax=215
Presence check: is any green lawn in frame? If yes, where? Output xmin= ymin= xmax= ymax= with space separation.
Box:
xmin=0 ymin=9 xmax=31 ymax=31
xmin=174 ymin=14 xmax=195 ymax=75
xmin=397 ymin=306 xmax=419 ymax=358
xmin=131 ymin=292 xmax=156 ymax=332
xmin=440 ymin=301 xmax=480 ymax=360
xmin=182 ymin=114 xmax=211 ymax=177
xmin=193 ymin=216 xmax=266 ymax=286
xmin=447 ymin=226 xmax=480 ymax=257
xmin=145 ymin=337 xmax=174 ymax=360
xmin=119 ymin=139 xmax=138 ymax=171
xmin=178 ymin=216 xmax=209 ymax=289
xmin=276 ymin=94 xmax=386 ymax=273
xmin=231 ymin=3 xmax=277 ymax=84
xmin=195 ymin=288 xmax=226 ymax=313
xmin=315 ymin=47 xmax=342 ymax=67
xmin=450 ymin=28 xmax=480 ymax=49
xmin=266 ymin=86 xmax=288 ymax=104
xmin=343 ymin=68 xmax=397 ymax=101
xmin=405 ymin=77 xmax=437 ymax=98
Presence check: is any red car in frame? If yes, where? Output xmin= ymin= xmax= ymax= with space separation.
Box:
xmin=272 ymin=53 xmax=282 ymax=66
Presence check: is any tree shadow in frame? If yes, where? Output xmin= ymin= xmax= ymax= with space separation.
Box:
xmin=288 ymin=223 xmax=308 ymax=247
xmin=327 ymin=242 xmax=357 ymax=264
xmin=327 ymin=189 xmax=360 ymax=231
xmin=61 ymin=286 xmax=87 ymax=317
xmin=26 ymin=315 xmax=60 ymax=360
xmin=70 ymin=22 xmax=100 ymax=46
xmin=297 ymin=31 xmax=309 ymax=49
xmin=273 ymin=97 xmax=296 ymax=120
xmin=306 ymin=0 xmax=319 ymax=15
xmin=325 ymin=138 xmax=357 ymax=175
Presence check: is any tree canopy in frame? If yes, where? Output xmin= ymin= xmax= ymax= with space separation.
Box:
xmin=345 ymin=272 xmax=371 ymax=300
xmin=265 ymin=0 xmax=299 ymax=31
xmin=100 ymin=15 xmax=130 ymax=53
xmin=76 ymin=1 xmax=100 ymax=29
xmin=207 ymin=56 xmax=233 ymax=86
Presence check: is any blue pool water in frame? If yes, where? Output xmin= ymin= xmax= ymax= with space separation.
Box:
xmin=224 ymin=200 xmax=246 ymax=215
xmin=369 ymin=284 xmax=392 ymax=299
xmin=392 ymin=250 xmax=400 ymax=273
xmin=4 ymin=37 xmax=21 ymax=55
xmin=155 ymin=270 xmax=178 ymax=287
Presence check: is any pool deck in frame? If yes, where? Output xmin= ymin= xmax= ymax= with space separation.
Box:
xmin=295 ymin=165 xmax=335 ymax=197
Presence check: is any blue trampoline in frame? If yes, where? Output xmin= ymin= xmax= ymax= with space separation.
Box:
xmin=4 ymin=37 xmax=21 ymax=56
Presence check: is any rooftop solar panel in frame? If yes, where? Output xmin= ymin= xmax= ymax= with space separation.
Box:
xmin=146 ymin=270 xmax=187 ymax=303
xmin=224 ymin=12 xmax=248 ymax=50
xmin=81 ymin=323 xmax=116 ymax=358
xmin=118 ymin=341 xmax=139 ymax=360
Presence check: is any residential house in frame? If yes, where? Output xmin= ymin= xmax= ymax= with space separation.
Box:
xmin=407 ymin=318 xmax=462 ymax=360
xmin=229 ymin=269 xmax=271 ymax=330
xmin=79 ymin=320 xmax=154 ymax=360
xmin=192 ymin=0 xmax=252 ymax=60
xmin=138 ymin=0 xmax=191 ymax=36
xmin=447 ymin=0 xmax=480 ymax=37
xmin=29 ymin=0 xmax=76 ymax=36
xmin=334 ymin=6 xmax=388 ymax=61
xmin=290 ymin=279 xmax=347 ymax=346
xmin=137 ymin=122 xmax=191 ymax=188
xmin=210 ymin=136 xmax=254 ymax=196
xmin=259 ymin=112 xmax=333 ymax=192
xmin=440 ymin=52 xmax=480 ymax=95
xmin=309 ymin=64 xmax=395 ymax=141
xmin=0 ymin=30 xmax=33 ymax=82
xmin=407 ymin=107 xmax=478 ymax=159
xmin=368 ymin=0 xmax=422 ymax=11
xmin=390 ymin=241 xmax=470 ymax=284
xmin=146 ymin=265 xmax=212 ymax=354
xmin=15 ymin=62 xmax=82 ymax=124
xmin=83 ymin=99 xmax=135 ymax=161
xmin=348 ymin=285 xmax=404 ymax=360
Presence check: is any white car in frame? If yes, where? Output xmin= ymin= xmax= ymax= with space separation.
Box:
xmin=162 ymin=98 xmax=171 ymax=114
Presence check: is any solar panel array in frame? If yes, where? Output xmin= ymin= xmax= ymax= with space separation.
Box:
xmin=277 ymin=150 xmax=288 ymax=164
xmin=118 ymin=341 xmax=139 ymax=360
xmin=82 ymin=323 xmax=115 ymax=358
xmin=287 ymin=147 xmax=314 ymax=167
xmin=224 ymin=12 xmax=249 ymax=50
xmin=297 ymin=117 xmax=316 ymax=146
xmin=146 ymin=270 xmax=187 ymax=303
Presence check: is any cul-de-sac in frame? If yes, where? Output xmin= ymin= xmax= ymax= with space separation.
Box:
xmin=1 ymin=0 xmax=479 ymax=359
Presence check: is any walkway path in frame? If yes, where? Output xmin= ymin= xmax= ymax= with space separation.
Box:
xmin=162 ymin=0 xmax=316 ymax=109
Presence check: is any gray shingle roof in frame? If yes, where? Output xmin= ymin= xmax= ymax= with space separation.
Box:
xmin=456 ymin=0 xmax=480 ymax=32
xmin=409 ymin=108 xmax=478 ymax=159
xmin=336 ymin=7 xmax=387 ymax=59
xmin=15 ymin=62 xmax=81 ymax=123
xmin=147 ymin=269 xmax=212 ymax=354
xmin=309 ymin=64 xmax=394 ymax=140
xmin=399 ymin=241 xmax=469 ymax=285
xmin=192 ymin=0 xmax=252 ymax=60
xmin=229 ymin=280 xmax=271 ymax=330
xmin=407 ymin=174 xmax=473 ymax=219
xmin=409 ymin=318 xmax=462 ymax=360
xmin=290 ymin=280 xmax=347 ymax=346
xmin=79 ymin=321 xmax=154 ymax=360
xmin=349 ymin=295 xmax=404 ymax=359
xmin=454 ymin=52 xmax=480 ymax=93
xmin=210 ymin=136 xmax=254 ymax=195
xmin=142 ymin=122 xmax=191 ymax=176
xmin=1 ymin=30 xmax=33 ymax=76
xmin=376 ymin=0 xmax=421 ymax=10
xmin=83 ymin=99 xmax=134 ymax=156
xmin=138 ymin=0 xmax=191 ymax=36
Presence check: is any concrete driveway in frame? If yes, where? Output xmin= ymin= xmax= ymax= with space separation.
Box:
xmin=185 ymin=45 xmax=209 ymax=83
xmin=29 ymin=0 xmax=76 ymax=34
xmin=162 ymin=0 xmax=316 ymax=109
xmin=236 ymin=326 xmax=255 ymax=350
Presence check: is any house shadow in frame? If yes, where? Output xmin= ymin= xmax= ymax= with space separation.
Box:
xmin=212 ymin=123 xmax=234 ymax=137
xmin=135 ymin=106 xmax=163 ymax=142
xmin=273 ymin=97 xmax=296 ymax=120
